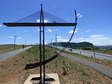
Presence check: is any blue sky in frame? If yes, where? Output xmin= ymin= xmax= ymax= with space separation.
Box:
xmin=0 ymin=0 xmax=112 ymax=45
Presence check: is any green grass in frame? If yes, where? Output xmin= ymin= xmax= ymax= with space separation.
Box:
xmin=0 ymin=45 xmax=24 ymax=53
xmin=103 ymin=49 xmax=112 ymax=55
xmin=62 ymin=50 xmax=112 ymax=67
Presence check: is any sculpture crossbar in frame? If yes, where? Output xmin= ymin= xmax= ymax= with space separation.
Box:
xmin=3 ymin=23 xmax=76 ymax=27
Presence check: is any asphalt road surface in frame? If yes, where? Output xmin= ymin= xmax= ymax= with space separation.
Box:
xmin=61 ymin=53 xmax=112 ymax=79
xmin=54 ymin=46 xmax=112 ymax=60
xmin=66 ymin=48 xmax=112 ymax=60
xmin=0 ymin=46 xmax=32 ymax=61
xmin=51 ymin=46 xmax=112 ymax=78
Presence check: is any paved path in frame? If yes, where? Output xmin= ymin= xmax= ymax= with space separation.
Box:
xmin=53 ymin=46 xmax=112 ymax=60
xmin=69 ymin=49 xmax=112 ymax=60
xmin=60 ymin=53 xmax=112 ymax=79
xmin=0 ymin=46 xmax=32 ymax=61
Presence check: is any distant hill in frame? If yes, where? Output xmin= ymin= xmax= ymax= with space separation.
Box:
xmin=96 ymin=45 xmax=112 ymax=49
xmin=50 ymin=42 xmax=94 ymax=49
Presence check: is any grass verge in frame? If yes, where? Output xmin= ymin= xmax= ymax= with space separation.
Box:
xmin=62 ymin=50 xmax=112 ymax=67
xmin=0 ymin=45 xmax=24 ymax=53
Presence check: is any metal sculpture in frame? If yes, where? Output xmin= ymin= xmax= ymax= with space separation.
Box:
xmin=3 ymin=4 xmax=78 ymax=84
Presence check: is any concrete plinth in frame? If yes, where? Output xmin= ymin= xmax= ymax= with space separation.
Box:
xmin=24 ymin=73 xmax=60 ymax=84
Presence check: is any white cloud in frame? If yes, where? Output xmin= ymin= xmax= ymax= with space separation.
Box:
xmin=56 ymin=36 xmax=68 ymax=42
xmin=57 ymin=36 xmax=62 ymax=39
xmin=8 ymin=36 xmax=14 ymax=39
xmin=17 ymin=37 xmax=22 ymax=39
xmin=77 ymin=13 xmax=83 ymax=18
xmin=90 ymin=34 xmax=104 ymax=38
xmin=8 ymin=36 xmax=22 ymax=40
xmin=45 ymin=41 xmax=47 ymax=45
xmin=85 ymin=30 xmax=90 ymax=33
xmin=90 ymin=34 xmax=112 ymax=40
xmin=0 ymin=24 xmax=2 ymax=27
xmin=47 ymin=29 xmax=53 ymax=32
xmin=36 ymin=19 xmax=48 ymax=23
xmin=74 ymin=35 xmax=112 ymax=45
xmin=58 ymin=38 xmax=69 ymax=42
xmin=47 ymin=29 xmax=58 ymax=33
xmin=68 ymin=30 xmax=77 ymax=34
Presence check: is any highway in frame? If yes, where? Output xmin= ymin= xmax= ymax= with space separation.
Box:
xmin=54 ymin=46 xmax=112 ymax=60
xmin=66 ymin=48 xmax=112 ymax=60
xmin=0 ymin=46 xmax=32 ymax=61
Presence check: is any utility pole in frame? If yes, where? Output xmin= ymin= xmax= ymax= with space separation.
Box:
xmin=14 ymin=35 xmax=17 ymax=49
xmin=93 ymin=45 xmax=95 ymax=58
xmin=23 ymin=40 xmax=26 ymax=49
xmin=55 ymin=32 xmax=57 ymax=48
xmin=51 ymin=39 xmax=53 ymax=47
xmin=25 ymin=40 xmax=26 ymax=47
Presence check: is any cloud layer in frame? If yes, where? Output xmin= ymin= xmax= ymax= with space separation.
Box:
xmin=68 ymin=30 xmax=77 ymax=34
xmin=74 ymin=34 xmax=112 ymax=45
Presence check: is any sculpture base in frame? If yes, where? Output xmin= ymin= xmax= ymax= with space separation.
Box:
xmin=24 ymin=73 xmax=60 ymax=84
